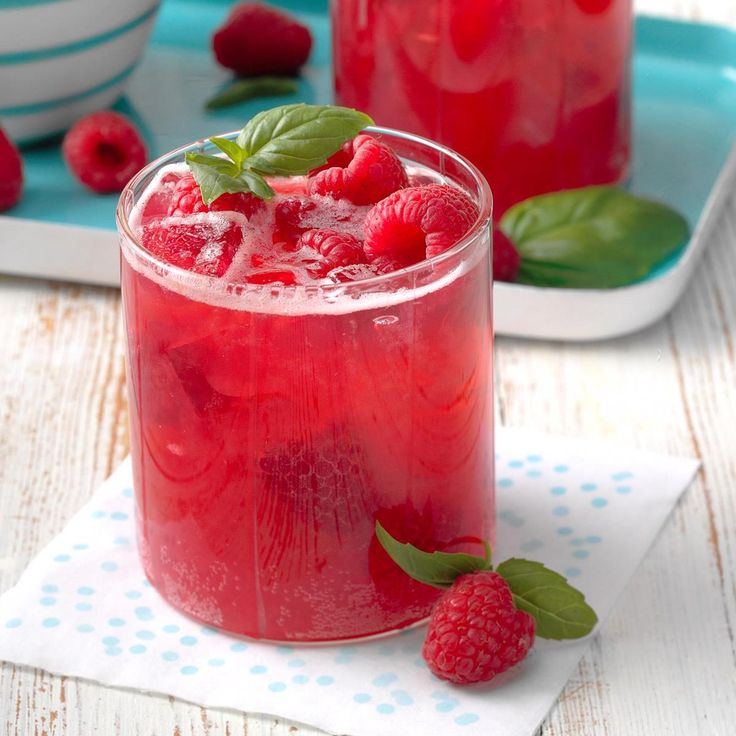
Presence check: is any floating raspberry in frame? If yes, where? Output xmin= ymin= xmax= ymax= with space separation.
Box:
xmin=213 ymin=2 xmax=313 ymax=77
xmin=141 ymin=216 xmax=243 ymax=277
xmin=62 ymin=111 xmax=147 ymax=194
xmin=423 ymin=572 xmax=535 ymax=684
xmin=308 ymin=134 xmax=408 ymax=205
xmin=0 ymin=127 xmax=23 ymax=212
xmin=168 ymin=173 xmax=263 ymax=219
xmin=298 ymin=228 xmax=366 ymax=270
xmin=307 ymin=140 xmax=354 ymax=178
xmin=273 ymin=196 xmax=317 ymax=246
xmin=493 ymin=228 xmax=521 ymax=282
xmin=363 ymin=184 xmax=478 ymax=266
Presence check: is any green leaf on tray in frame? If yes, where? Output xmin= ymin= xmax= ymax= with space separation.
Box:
xmin=495 ymin=558 xmax=598 ymax=640
xmin=375 ymin=521 xmax=491 ymax=590
xmin=500 ymin=186 xmax=690 ymax=288
xmin=205 ymin=77 xmax=299 ymax=111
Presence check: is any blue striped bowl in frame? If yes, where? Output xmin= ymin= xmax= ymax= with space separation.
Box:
xmin=0 ymin=0 xmax=160 ymax=145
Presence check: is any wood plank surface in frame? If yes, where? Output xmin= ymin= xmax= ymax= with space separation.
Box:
xmin=2 ymin=1 xmax=736 ymax=733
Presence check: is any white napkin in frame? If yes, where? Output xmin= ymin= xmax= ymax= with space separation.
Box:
xmin=0 ymin=428 xmax=698 ymax=736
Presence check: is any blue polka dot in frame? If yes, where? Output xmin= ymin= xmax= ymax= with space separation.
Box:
xmin=162 ymin=651 xmax=179 ymax=662
xmin=77 ymin=624 xmax=94 ymax=633
xmin=230 ymin=642 xmax=247 ymax=652
xmin=75 ymin=603 xmax=92 ymax=612
xmin=557 ymin=526 xmax=573 ymax=536
xmin=592 ymin=498 xmax=608 ymax=508
xmin=163 ymin=624 xmax=180 ymax=634
xmin=354 ymin=693 xmax=371 ymax=703
xmin=581 ymin=483 xmax=597 ymax=492
xmin=616 ymin=485 xmax=632 ymax=494
xmin=53 ymin=554 xmax=70 ymax=562
xmin=508 ymin=460 xmax=524 ymax=468
xmin=39 ymin=596 xmax=56 ymax=606
xmin=391 ymin=690 xmax=413 ymax=706
xmin=114 ymin=537 xmax=129 ymax=545
xmin=180 ymin=636 xmax=197 ymax=646
xmin=180 ymin=666 xmax=198 ymax=675
xmin=108 ymin=618 xmax=125 ymax=627
xmin=553 ymin=505 xmax=570 ymax=517
xmin=586 ymin=535 xmax=603 ymax=544
xmin=455 ymin=713 xmax=480 ymax=726
xmin=73 ymin=544 xmax=89 ymax=550
xmin=105 ymin=647 xmax=122 ymax=656
xmin=134 ymin=607 xmax=153 ymax=622
xmin=566 ymin=567 xmax=582 ymax=577
xmin=5 ymin=618 xmax=22 ymax=629
xmin=42 ymin=617 xmax=60 ymax=628
xmin=125 ymin=591 xmax=142 ymax=600
xmin=250 ymin=665 xmax=267 ymax=675
xmin=527 ymin=454 xmax=543 ymax=463
xmin=554 ymin=464 xmax=569 ymax=473
xmin=288 ymin=659 xmax=305 ymax=668
xmin=142 ymin=579 xmax=152 ymax=587
xmin=91 ymin=511 xmax=106 ymax=519
xmin=372 ymin=673 xmax=397 ymax=687
xmin=101 ymin=562 xmax=117 ymax=572
xmin=317 ymin=676 xmax=334 ymax=686
xmin=573 ymin=550 xmax=590 ymax=559
xmin=612 ymin=471 xmax=633 ymax=481
xmin=292 ymin=675 xmax=309 ymax=684
xmin=208 ymin=658 xmax=225 ymax=667
xmin=78 ymin=586 xmax=95 ymax=596
xmin=136 ymin=630 xmax=155 ymax=640
xmin=570 ymin=537 xmax=586 ymax=546
xmin=41 ymin=584 xmax=58 ymax=593
xmin=277 ymin=645 xmax=294 ymax=655
xmin=269 ymin=682 xmax=287 ymax=693
xmin=110 ymin=512 xmax=128 ymax=521
xmin=526 ymin=470 xmax=542 ymax=478
xmin=436 ymin=700 xmax=458 ymax=712
xmin=376 ymin=704 xmax=395 ymax=715
xmin=122 ymin=488 xmax=133 ymax=497
xmin=497 ymin=478 xmax=513 ymax=488
xmin=102 ymin=636 xmax=119 ymax=646
xmin=200 ymin=626 xmax=217 ymax=636
xmin=130 ymin=645 xmax=146 ymax=654
xmin=550 ymin=486 xmax=566 ymax=496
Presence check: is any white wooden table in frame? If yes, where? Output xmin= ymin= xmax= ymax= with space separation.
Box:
xmin=2 ymin=1 xmax=736 ymax=733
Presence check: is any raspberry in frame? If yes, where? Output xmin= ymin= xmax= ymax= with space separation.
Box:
xmin=493 ymin=229 xmax=521 ymax=282
xmin=423 ymin=572 xmax=535 ymax=684
xmin=62 ymin=111 xmax=147 ymax=194
xmin=0 ymin=127 xmax=23 ymax=212
xmin=213 ymin=2 xmax=312 ymax=77
xmin=308 ymin=134 xmax=408 ymax=206
xmin=168 ymin=174 xmax=263 ymax=219
xmin=307 ymin=140 xmax=354 ymax=178
xmin=273 ymin=196 xmax=317 ymax=245
xmin=363 ymin=184 xmax=478 ymax=266
xmin=298 ymin=228 xmax=366 ymax=270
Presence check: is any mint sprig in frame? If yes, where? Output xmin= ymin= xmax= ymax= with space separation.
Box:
xmin=375 ymin=522 xmax=598 ymax=640
xmin=185 ymin=103 xmax=374 ymax=205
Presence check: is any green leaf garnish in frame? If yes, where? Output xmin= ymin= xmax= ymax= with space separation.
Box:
xmin=500 ymin=186 xmax=690 ymax=288
xmin=375 ymin=521 xmax=491 ymax=589
xmin=495 ymin=558 xmax=598 ymax=640
xmin=186 ymin=103 xmax=373 ymax=205
xmin=205 ymin=77 xmax=299 ymax=111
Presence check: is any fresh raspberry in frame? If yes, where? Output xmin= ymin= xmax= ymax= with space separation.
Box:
xmin=141 ymin=216 xmax=243 ymax=277
xmin=370 ymin=255 xmax=406 ymax=275
xmin=307 ymin=140 xmax=354 ymax=178
xmin=0 ymin=127 xmax=23 ymax=212
xmin=298 ymin=228 xmax=366 ymax=270
xmin=308 ymin=134 xmax=408 ymax=206
xmin=493 ymin=229 xmax=521 ymax=282
xmin=363 ymin=184 xmax=478 ymax=266
xmin=168 ymin=173 xmax=263 ymax=219
xmin=273 ymin=196 xmax=317 ymax=246
xmin=213 ymin=2 xmax=312 ymax=77
xmin=62 ymin=111 xmax=147 ymax=194
xmin=423 ymin=572 xmax=535 ymax=684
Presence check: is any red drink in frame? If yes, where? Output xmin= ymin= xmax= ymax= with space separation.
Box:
xmin=332 ymin=0 xmax=632 ymax=217
xmin=118 ymin=127 xmax=494 ymax=642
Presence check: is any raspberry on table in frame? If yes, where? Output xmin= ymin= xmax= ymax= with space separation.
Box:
xmin=0 ymin=126 xmax=23 ymax=212
xmin=62 ymin=111 xmax=147 ymax=194
xmin=493 ymin=228 xmax=521 ymax=282
xmin=423 ymin=571 xmax=536 ymax=684
xmin=363 ymin=184 xmax=478 ymax=266
xmin=298 ymin=228 xmax=366 ymax=270
xmin=213 ymin=2 xmax=313 ymax=77
xmin=308 ymin=134 xmax=408 ymax=206
xmin=168 ymin=173 xmax=264 ymax=219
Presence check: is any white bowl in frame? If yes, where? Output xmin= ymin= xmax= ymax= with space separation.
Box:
xmin=0 ymin=0 xmax=160 ymax=145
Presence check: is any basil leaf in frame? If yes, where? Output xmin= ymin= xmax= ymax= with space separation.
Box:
xmin=239 ymin=168 xmax=274 ymax=200
xmin=237 ymin=103 xmax=373 ymax=175
xmin=205 ymin=77 xmax=299 ymax=111
xmin=375 ymin=521 xmax=491 ymax=590
xmin=209 ymin=136 xmax=246 ymax=167
xmin=500 ymin=187 xmax=690 ymax=288
xmin=496 ymin=558 xmax=598 ymax=640
xmin=185 ymin=152 xmax=273 ymax=204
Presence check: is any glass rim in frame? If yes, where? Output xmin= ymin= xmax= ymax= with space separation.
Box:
xmin=116 ymin=124 xmax=493 ymax=295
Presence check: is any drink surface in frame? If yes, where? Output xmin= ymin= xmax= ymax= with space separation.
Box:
xmin=121 ymin=161 xmax=494 ymax=641
xmin=332 ymin=0 xmax=632 ymax=217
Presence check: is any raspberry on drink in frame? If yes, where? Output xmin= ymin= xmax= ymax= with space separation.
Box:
xmin=168 ymin=173 xmax=264 ymax=220
xmin=298 ymin=229 xmax=366 ymax=270
xmin=0 ymin=126 xmax=23 ymax=212
xmin=62 ymin=111 xmax=147 ymax=194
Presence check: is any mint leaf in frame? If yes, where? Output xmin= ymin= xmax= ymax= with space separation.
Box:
xmin=209 ymin=136 xmax=246 ymax=168
xmin=500 ymin=186 xmax=690 ymax=288
xmin=495 ymin=558 xmax=598 ymax=640
xmin=238 ymin=103 xmax=373 ymax=175
xmin=185 ymin=152 xmax=273 ymax=204
xmin=205 ymin=77 xmax=299 ymax=111
xmin=375 ymin=522 xmax=490 ymax=589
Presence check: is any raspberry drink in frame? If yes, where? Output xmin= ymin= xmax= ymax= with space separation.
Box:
xmin=117 ymin=109 xmax=494 ymax=641
xmin=332 ymin=0 xmax=632 ymax=217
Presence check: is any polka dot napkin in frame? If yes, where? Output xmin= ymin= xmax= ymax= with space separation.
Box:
xmin=0 ymin=429 xmax=698 ymax=736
